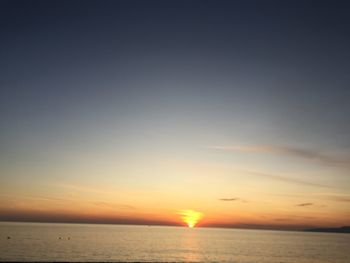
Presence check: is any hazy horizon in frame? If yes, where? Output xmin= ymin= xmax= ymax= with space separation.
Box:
xmin=0 ymin=218 xmax=328 ymax=232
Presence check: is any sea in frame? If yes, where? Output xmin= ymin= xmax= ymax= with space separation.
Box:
xmin=0 ymin=222 xmax=349 ymax=262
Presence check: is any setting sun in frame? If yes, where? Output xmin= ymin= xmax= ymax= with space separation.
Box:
xmin=178 ymin=210 xmax=203 ymax=228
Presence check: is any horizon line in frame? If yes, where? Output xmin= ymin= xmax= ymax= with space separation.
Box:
xmin=0 ymin=219 xmax=331 ymax=232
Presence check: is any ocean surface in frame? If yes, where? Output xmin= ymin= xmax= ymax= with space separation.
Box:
xmin=0 ymin=222 xmax=349 ymax=262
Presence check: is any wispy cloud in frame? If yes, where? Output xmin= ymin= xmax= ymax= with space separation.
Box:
xmin=210 ymin=145 xmax=350 ymax=169
xmin=274 ymin=218 xmax=289 ymax=222
xmin=328 ymin=196 xmax=350 ymax=202
xmin=27 ymin=195 xmax=69 ymax=202
xmin=219 ymin=198 xmax=248 ymax=202
xmin=296 ymin=203 xmax=314 ymax=207
xmin=245 ymin=170 xmax=329 ymax=188
xmin=219 ymin=198 xmax=238 ymax=201
xmin=269 ymin=192 xmax=350 ymax=203
xmin=54 ymin=183 xmax=115 ymax=195
xmin=93 ymin=201 xmax=135 ymax=210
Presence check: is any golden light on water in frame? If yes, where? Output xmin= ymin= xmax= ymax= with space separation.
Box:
xmin=178 ymin=210 xmax=203 ymax=228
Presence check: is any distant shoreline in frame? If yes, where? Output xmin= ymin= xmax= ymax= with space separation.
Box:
xmin=303 ymin=226 xmax=350 ymax=233
xmin=2 ymin=221 xmax=349 ymax=233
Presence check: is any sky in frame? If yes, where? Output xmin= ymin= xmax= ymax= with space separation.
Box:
xmin=0 ymin=0 xmax=350 ymax=230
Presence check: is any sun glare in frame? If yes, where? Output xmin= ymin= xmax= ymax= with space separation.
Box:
xmin=178 ymin=209 xmax=203 ymax=228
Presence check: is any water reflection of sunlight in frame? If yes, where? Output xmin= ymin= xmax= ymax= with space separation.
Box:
xmin=181 ymin=230 xmax=201 ymax=262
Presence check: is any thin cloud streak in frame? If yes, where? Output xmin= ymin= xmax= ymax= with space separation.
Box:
xmin=210 ymin=145 xmax=350 ymax=169
xmin=219 ymin=198 xmax=238 ymax=201
xmin=93 ymin=201 xmax=135 ymax=210
xmin=54 ymin=183 xmax=115 ymax=195
xmin=269 ymin=192 xmax=350 ymax=202
xmin=245 ymin=170 xmax=330 ymax=188
xmin=328 ymin=196 xmax=350 ymax=202
xmin=219 ymin=198 xmax=248 ymax=202
xmin=296 ymin=203 xmax=314 ymax=207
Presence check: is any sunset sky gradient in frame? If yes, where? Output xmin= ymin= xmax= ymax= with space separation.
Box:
xmin=1 ymin=0 xmax=350 ymax=230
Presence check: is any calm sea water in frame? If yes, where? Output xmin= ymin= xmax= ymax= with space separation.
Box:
xmin=0 ymin=222 xmax=349 ymax=262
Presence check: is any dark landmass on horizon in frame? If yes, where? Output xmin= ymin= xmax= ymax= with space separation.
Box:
xmin=0 ymin=218 xmax=320 ymax=232
xmin=0 ymin=210 xmax=344 ymax=232
xmin=304 ymin=226 xmax=350 ymax=233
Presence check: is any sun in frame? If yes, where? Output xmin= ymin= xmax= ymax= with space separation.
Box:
xmin=178 ymin=209 xmax=203 ymax=228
